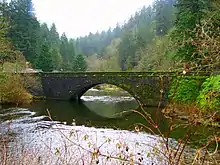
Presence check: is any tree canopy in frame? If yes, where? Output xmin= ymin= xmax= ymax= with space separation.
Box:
xmin=1 ymin=0 xmax=219 ymax=72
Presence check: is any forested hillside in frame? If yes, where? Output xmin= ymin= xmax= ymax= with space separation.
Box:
xmin=76 ymin=0 xmax=175 ymax=71
xmin=1 ymin=0 xmax=219 ymax=72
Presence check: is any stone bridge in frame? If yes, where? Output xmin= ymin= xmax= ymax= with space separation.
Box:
xmin=32 ymin=71 xmax=209 ymax=107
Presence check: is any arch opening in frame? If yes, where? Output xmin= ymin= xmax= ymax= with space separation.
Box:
xmin=78 ymin=83 xmax=140 ymax=103
xmin=76 ymin=83 xmax=139 ymax=118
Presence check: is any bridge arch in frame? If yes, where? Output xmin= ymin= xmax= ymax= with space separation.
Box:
xmin=40 ymin=72 xmax=173 ymax=107
xmin=75 ymin=82 xmax=140 ymax=103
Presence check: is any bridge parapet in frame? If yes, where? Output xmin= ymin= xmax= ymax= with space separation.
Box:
xmin=39 ymin=71 xmax=212 ymax=76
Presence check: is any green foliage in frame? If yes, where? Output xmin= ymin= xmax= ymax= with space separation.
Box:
xmin=118 ymin=30 xmax=138 ymax=70
xmin=8 ymin=0 xmax=41 ymax=65
xmin=196 ymin=75 xmax=220 ymax=111
xmin=169 ymin=78 xmax=203 ymax=104
xmin=60 ymin=33 xmax=71 ymax=70
xmin=1 ymin=0 xmax=219 ymax=74
xmin=0 ymin=1 xmax=25 ymax=72
xmin=1 ymin=0 xmax=176 ymax=72
xmin=75 ymin=1 xmax=175 ymax=71
xmin=171 ymin=0 xmax=211 ymax=62
xmin=86 ymin=38 xmax=121 ymax=72
xmin=0 ymin=4 xmax=16 ymax=66
xmin=188 ymin=1 xmax=220 ymax=71
xmin=51 ymin=48 xmax=62 ymax=70
xmin=1 ymin=1 xmax=81 ymax=72
xmin=49 ymin=23 xmax=60 ymax=47
xmin=153 ymin=0 xmax=175 ymax=36
xmin=73 ymin=54 xmax=87 ymax=71
xmin=35 ymin=42 xmax=53 ymax=72
xmin=135 ymin=35 xmax=174 ymax=71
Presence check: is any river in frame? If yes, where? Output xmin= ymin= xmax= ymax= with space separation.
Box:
xmin=0 ymin=88 xmax=219 ymax=164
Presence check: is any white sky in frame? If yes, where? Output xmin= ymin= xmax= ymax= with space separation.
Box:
xmin=33 ymin=0 xmax=153 ymax=38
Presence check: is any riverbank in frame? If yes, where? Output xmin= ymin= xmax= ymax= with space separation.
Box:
xmin=162 ymin=103 xmax=220 ymax=128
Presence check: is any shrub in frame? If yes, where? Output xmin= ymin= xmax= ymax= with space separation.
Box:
xmin=169 ymin=77 xmax=204 ymax=104
xmin=196 ymin=75 xmax=220 ymax=111
xmin=0 ymin=73 xmax=32 ymax=104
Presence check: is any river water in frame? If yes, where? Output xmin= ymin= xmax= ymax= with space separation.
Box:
xmin=0 ymin=88 xmax=219 ymax=164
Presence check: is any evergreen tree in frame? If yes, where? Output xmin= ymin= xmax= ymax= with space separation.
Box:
xmin=118 ymin=30 xmax=138 ymax=70
xmin=172 ymin=0 xmax=210 ymax=61
xmin=0 ymin=1 xmax=23 ymax=69
xmin=36 ymin=41 xmax=53 ymax=71
xmin=0 ymin=3 xmax=12 ymax=68
xmin=8 ymin=0 xmax=41 ymax=66
xmin=51 ymin=47 xmax=62 ymax=70
xmin=67 ymin=38 xmax=76 ymax=69
xmin=73 ymin=54 xmax=87 ymax=71
xmin=34 ymin=23 xmax=58 ymax=71
xmin=49 ymin=23 xmax=60 ymax=48
xmin=153 ymin=0 xmax=175 ymax=36
xmin=136 ymin=6 xmax=154 ymax=47
xmin=48 ymin=23 xmax=64 ymax=70
xmin=40 ymin=23 xmax=51 ymax=44
xmin=112 ymin=23 xmax=121 ymax=38
xmin=59 ymin=33 xmax=70 ymax=70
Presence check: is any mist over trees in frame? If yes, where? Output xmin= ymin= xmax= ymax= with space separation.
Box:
xmin=1 ymin=0 xmax=219 ymax=72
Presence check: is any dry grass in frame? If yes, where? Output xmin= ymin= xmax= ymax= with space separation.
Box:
xmin=162 ymin=103 xmax=220 ymax=128
xmin=0 ymin=73 xmax=33 ymax=104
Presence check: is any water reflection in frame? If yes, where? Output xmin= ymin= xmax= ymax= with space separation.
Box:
xmin=82 ymin=96 xmax=138 ymax=118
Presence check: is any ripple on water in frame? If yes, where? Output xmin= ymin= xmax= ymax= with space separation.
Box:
xmin=11 ymin=123 xmax=168 ymax=164
xmin=1 ymin=107 xmax=169 ymax=165
xmin=0 ymin=108 xmax=36 ymax=120
xmin=81 ymin=96 xmax=135 ymax=103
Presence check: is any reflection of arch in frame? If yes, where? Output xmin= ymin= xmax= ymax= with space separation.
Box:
xmin=76 ymin=82 xmax=140 ymax=103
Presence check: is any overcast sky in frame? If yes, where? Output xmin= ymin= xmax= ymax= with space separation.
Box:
xmin=33 ymin=0 xmax=153 ymax=38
